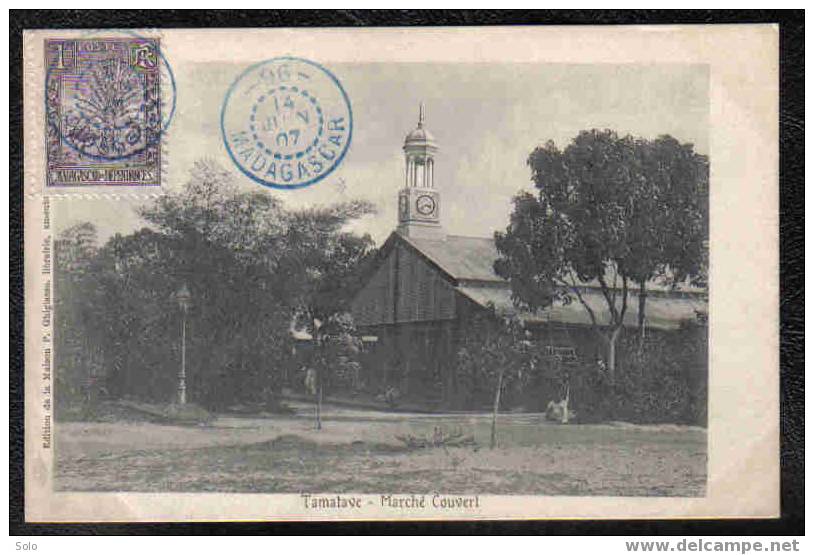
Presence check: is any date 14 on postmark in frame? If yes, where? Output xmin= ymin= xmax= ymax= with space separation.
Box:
xmin=221 ymin=57 xmax=353 ymax=190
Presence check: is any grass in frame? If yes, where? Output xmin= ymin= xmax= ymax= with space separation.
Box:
xmin=55 ymin=405 xmax=706 ymax=497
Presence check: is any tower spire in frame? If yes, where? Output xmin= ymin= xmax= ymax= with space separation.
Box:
xmin=399 ymin=103 xmax=443 ymax=239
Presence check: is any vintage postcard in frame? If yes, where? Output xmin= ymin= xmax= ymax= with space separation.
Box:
xmin=23 ymin=25 xmax=779 ymax=522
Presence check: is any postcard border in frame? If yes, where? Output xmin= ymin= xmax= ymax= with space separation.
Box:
xmin=10 ymin=9 xmax=803 ymax=535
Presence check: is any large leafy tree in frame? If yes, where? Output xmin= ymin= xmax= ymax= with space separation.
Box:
xmin=56 ymin=160 xmax=375 ymax=411
xmin=276 ymin=201 xmax=377 ymax=428
xmin=278 ymin=200 xmax=377 ymax=335
xmin=494 ymin=130 xmax=707 ymax=381
xmin=134 ymin=160 xmax=293 ymax=407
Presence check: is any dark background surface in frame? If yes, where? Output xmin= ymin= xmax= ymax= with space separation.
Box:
xmin=9 ymin=9 xmax=803 ymax=536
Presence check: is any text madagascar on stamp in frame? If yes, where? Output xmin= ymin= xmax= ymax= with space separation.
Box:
xmin=45 ymin=37 xmax=162 ymax=187
xmin=221 ymin=57 xmax=353 ymax=190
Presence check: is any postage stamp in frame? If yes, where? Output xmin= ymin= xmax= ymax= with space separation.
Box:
xmin=44 ymin=37 xmax=162 ymax=187
xmin=22 ymin=26 xmax=780 ymax=523
xmin=221 ymin=57 xmax=353 ymax=189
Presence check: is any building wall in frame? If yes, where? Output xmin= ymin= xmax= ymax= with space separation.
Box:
xmin=352 ymin=243 xmax=457 ymax=327
xmin=351 ymin=237 xmax=707 ymax=415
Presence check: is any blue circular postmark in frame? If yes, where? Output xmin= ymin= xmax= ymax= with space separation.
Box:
xmin=221 ymin=57 xmax=353 ymax=190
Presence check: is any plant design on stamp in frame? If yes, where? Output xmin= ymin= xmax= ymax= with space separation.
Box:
xmin=45 ymin=38 xmax=162 ymax=187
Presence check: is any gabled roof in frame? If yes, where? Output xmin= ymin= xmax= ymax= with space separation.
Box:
xmin=398 ymin=233 xmax=503 ymax=283
xmin=394 ymin=231 xmax=704 ymax=295
xmin=356 ymin=230 xmax=707 ymax=330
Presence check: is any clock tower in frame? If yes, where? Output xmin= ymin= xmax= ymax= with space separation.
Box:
xmin=397 ymin=104 xmax=445 ymax=240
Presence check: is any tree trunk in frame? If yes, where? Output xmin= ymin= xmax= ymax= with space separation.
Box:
xmin=607 ymin=326 xmax=622 ymax=383
xmin=637 ymin=281 xmax=647 ymax=352
xmin=561 ymin=383 xmax=570 ymax=424
xmin=314 ymin=315 xmax=322 ymax=431
xmin=637 ymin=282 xmax=647 ymax=329
xmin=316 ymin=378 xmax=322 ymax=431
xmin=490 ymin=369 xmax=504 ymax=450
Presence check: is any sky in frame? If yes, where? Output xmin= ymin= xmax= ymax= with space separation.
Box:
xmin=56 ymin=62 xmax=708 ymax=245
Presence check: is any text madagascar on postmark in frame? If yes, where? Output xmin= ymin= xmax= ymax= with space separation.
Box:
xmin=221 ymin=57 xmax=353 ymax=190
xmin=44 ymin=37 xmax=162 ymax=187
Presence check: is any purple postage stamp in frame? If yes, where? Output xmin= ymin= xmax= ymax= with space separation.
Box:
xmin=44 ymin=38 xmax=162 ymax=187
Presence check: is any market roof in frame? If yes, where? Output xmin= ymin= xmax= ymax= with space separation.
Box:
xmin=358 ymin=231 xmax=707 ymax=330
xmin=397 ymin=232 xmax=705 ymax=295
xmin=400 ymin=233 xmax=503 ymax=283
xmin=457 ymin=285 xmax=707 ymax=331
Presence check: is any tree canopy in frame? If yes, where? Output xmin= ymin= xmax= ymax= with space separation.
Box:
xmin=55 ymin=160 xmax=376 ymax=410
xmin=494 ymin=130 xmax=708 ymax=380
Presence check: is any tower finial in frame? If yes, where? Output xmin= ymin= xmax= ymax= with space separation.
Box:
xmin=418 ymin=102 xmax=425 ymax=127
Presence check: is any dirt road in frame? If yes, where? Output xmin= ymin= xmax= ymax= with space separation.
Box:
xmin=55 ymin=405 xmax=706 ymax=496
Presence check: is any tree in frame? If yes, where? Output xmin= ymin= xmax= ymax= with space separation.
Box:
xmin=135 ymin=160 xmax=293 ymax=407
xmin=136 ymin=161 xmax=376 ymax=410
xmin=631 ymin=136 xmax=708 ymax=335
xmin=495 ymin=130 xmax=707 ymax=381
xmin=55 ymin=159 xmax=377 ymax=413
xmin=308 ymin=313 xmax=363 ymax=430
xmin=276 ymin=201 xmax=377 ymax=429
xmin=54 ymin=223 xmax=101 ymax=414
xmin=456 ymin=311 xmax=530 ymax=448
xmin=93 ymin=228 xmax=189 ymax=401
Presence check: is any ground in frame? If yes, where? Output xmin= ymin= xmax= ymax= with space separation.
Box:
xmin=55 ymin=402 xmax=706 ymax=496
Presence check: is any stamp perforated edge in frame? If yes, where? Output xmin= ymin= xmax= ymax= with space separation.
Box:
xmin=26 ymin=29 xmax=174 ymax=200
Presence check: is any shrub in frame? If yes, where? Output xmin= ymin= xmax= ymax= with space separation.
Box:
xmin=570 ymin=326 xmax=707 ymax=425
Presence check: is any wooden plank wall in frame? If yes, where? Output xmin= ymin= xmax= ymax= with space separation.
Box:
xmin=352 ymin=244 xmax=457 ymax=327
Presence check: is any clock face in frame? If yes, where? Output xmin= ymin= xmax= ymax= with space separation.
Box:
xmin=415 ymin=194 xmax=436 ymax=216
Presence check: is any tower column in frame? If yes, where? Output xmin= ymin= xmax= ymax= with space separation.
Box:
xmin=405 ymin=156 xmax=410 ymax=188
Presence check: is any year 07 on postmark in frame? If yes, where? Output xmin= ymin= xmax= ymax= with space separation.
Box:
xmin=45 ymin=38 xmax=163 ymax=187
xmin=221 ymin=57 xmax=352 ymax=190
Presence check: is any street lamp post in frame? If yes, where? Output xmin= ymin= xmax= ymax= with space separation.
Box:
xmin=176 ymin=283 xmax=191 ymax=405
